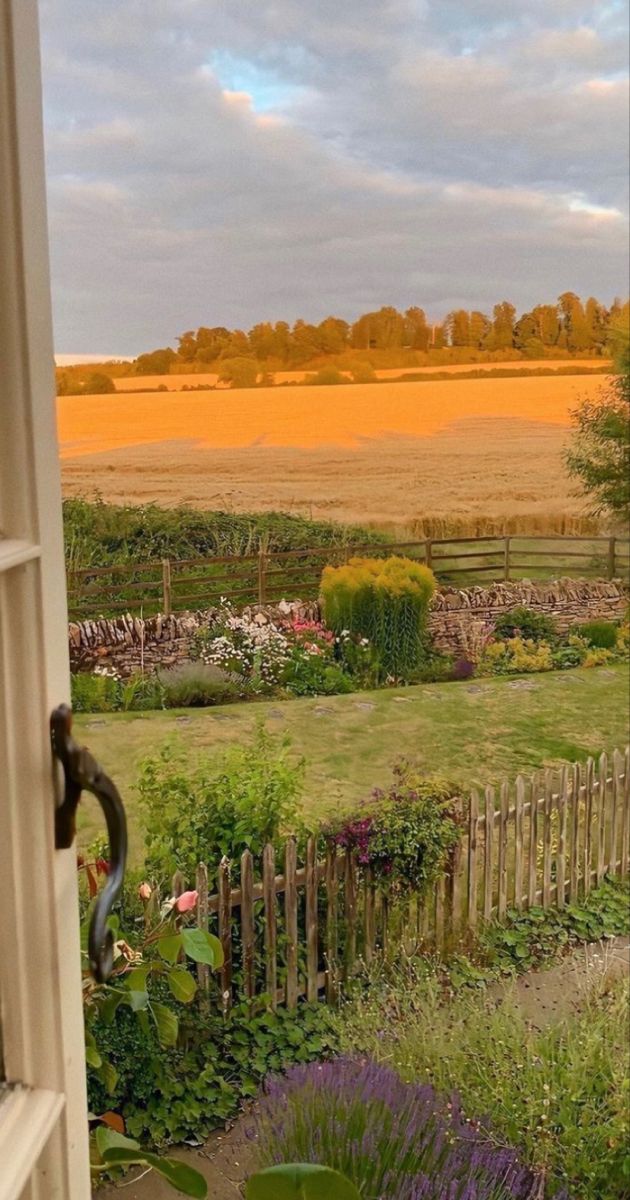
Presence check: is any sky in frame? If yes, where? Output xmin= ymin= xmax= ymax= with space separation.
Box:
xmin=40 ymin=0 xmax=629 ymax=356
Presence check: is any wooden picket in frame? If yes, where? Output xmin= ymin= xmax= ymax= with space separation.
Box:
xmin=177 ymin=747 xmax=628 ymax=1013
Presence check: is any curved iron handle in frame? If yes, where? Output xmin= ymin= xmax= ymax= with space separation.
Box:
xmin=50 ymin=704 xmax=128 ymax=983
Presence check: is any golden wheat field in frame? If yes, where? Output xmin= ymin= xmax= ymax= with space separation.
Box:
xmin=57 ymin=371 xmax=611 ymax=533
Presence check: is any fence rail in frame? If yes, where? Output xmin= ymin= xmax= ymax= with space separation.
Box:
xmin=163 ymin=747 xmax=629 ymax=1012
xmin=67 ymin=534 xmax=630 ymax=619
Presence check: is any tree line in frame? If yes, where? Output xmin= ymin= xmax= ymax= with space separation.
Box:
xmin=130 ymin=292 xmax=627 ymax=375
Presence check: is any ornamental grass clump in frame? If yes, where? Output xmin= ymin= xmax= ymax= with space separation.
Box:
xmin=321 ymin=556 xmax=436 ymax=679
xmin=252 ymin=1056 xmax=553 ymax=1200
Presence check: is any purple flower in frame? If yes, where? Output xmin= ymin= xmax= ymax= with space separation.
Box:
xmin=251 ymin=1057 xmax=564 ymax=1200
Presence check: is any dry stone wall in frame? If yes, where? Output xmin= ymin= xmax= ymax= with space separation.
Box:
xmin=68 ymin=579 xmax=627 ymax=676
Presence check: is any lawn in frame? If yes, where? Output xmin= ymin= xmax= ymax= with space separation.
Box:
xmin=74 ymin=664 xmax=629 ymax=859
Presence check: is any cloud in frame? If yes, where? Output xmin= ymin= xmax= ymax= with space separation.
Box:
xmin=39 ymin=0 xmax=629 ymax=352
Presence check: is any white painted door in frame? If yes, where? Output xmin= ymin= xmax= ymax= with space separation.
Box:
xmin=0 ymin=1 xmax=92 ymax=1196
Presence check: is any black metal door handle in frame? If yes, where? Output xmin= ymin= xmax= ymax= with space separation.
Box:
xmin=50 ymin=703 xmax=128 ymax=983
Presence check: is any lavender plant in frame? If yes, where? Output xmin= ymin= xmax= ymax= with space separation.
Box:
xmin=252 ymin=1056 xmax=563 ymax=1200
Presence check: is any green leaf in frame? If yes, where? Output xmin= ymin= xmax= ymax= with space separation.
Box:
xmin=85 ymin=1045 xmax=102 ymax=1069
xmin=100 ymin=1148 xmax=207 ymax=1197
xmin=127 ymin=964 xmax=151 ymax=991
xmin=246 ymin=1165 xmax=360 ymax=1200
xmin=101 ymin=990 xmax=124 ymax=1024
xmin=97 ymin=1060 xmax=119 ymax=1094
xmin=181 ymin=928 xmax=224 ymax=968
xmin=168 ymin=968 xmax=197 ymax=1004
xmin=96 ymin=1126 xmax=139 ymax=1157
xmin=144 ymin=1153 xmax=208 ymax=1198
xmin=127 ymin=989 xmax=149 ymax=1012
xmin=158 ymin=933 xmax=183 ymax=964
xmin=152 ymin=1001 xmax=179 ymax=1047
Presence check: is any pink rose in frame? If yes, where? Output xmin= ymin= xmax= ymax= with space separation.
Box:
xmin=175 ymin=890 xmax=198 ymax=913
xmin=138 ymin=882 xmax=152 ymax=902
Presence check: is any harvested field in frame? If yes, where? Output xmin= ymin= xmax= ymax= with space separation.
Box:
xmin=58 ymin=373 xmax=609 ymax=531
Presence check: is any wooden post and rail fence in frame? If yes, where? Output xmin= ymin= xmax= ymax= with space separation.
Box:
xmin=67 ymin=533 xmax=630 ymax=620
xmin=162 ymin=747 xmax=629 ymax=1012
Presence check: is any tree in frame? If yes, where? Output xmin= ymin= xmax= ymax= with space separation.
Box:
xmin=489 ymin=301 xmax=516 ymax=350
xmin=404 ymin=307 xmax=430 ymax=351
xmin=85 ymin=372 xmax=115 ymax=394
xmin=218 ymin=357 xmax=258 ymax=388
xmin=445 ymin=310 xmax=471 ymax=347
xmin=565 ymin=339 xmax=630 ymax=519
xmin=134 ymin=348 xmax=177 ymax=375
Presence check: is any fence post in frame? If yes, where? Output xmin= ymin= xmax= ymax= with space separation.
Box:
xmin=425 ymin=539 xmax=433 ymax=571
xmin=257 ymin=547 xmax=267 ymax=605
xmin=608 ymin=536 xmax=616 ymax=580
xmin=161 ymin=557 xmax=172 ymax=616
xmin=504 ymin=536 xmax=511 ymax=582
xmin=195 ymin=864 xmax=210 ymax=996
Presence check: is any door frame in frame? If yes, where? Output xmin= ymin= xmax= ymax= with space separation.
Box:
xmin=0 ymin=1 xmax=91 ymax=1196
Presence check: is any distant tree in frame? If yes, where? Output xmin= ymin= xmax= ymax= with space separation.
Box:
xmin=445 ymin=309 xmax=471 ymax=347
xmin=531 ymin=304 xmax=560 ymax=346
xmin=218 ymin=357 xmax=258 ymax=388
xmin=469 ymin=310 xmax=491 ymax=348
xmin=315 ymin=317 xmax=350 ymax=355
xmin=404 ymin=307 xmax=430 ymax=351
xmin=565 ymin=339 xmax=630 ymax=519
xmin=489 ymin=301 xmax=516 ymax=350
xmin=134 ymin=348 xmax=177 ymax=375
xmin=85 ymin=372 xmax=115 ymax=394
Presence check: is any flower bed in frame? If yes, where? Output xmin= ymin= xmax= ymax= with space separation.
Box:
xmin=251 ymin=1056 xmax=562 ymax=1199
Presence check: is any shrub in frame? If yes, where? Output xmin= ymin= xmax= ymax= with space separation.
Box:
xmin=575 ymin=619 xmax=618 ymax=649
xmin=138 ymin=727 xmax=304 ymax=885
xmin=252 ymin=1056 xmax=548 ymax=1199
xmin=321 ymin=556 xmax=436 ymax=679
xmin=71 ymin=669 xmax=120 ymax=712
xmin=330 ymin=764 xmax=459 ymax=895
xmin=307 ymin=367 xmax=348 ymax=385
xmin=493 ymin=606 xmax=558 ymax=644
xmin=480 ymin=637 xmax=553 ymax=675
xmin=157 ymin=661 xmax=241 ymax=707
xmin=88 ymin=995 xmax=336 ymax=1148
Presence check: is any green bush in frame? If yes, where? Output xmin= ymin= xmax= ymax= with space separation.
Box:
xmin=321 ymin=556 xmax=436 ymax=679
xmin=330 ymin=764 xmax=459 ymax=895
xmin=138 ymin=727 xmax=304 ymax=885
xmin=282 ymin=650 xmax=355 ymax=697
xmin=87 ymin=995 xmax=336 ymax=1148
xmin=575 ymin=619 xmax=618 ymax=649
xmin=493 ymin=606 xmax=558 ymax=644
xmin=158 ymin=662 xmax=241 ymax=707
xmin=71 ymin=671 xmax=120 ymax=712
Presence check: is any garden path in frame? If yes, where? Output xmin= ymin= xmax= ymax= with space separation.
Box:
xmin=96 ymin=935 xmax=629 ymax=1198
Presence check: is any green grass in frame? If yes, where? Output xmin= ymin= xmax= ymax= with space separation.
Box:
xmin=75 ymin=664 xmax=629 ymax=859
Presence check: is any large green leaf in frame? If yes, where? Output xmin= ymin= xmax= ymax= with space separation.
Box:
xmin=245 ymin=1165 xmax=360 ymax=1200
xmin=127 ymin=989 xmax=149 ymax=1012
xmin=168 ymin=967 xmax=197 ymax=1004
xmin=95 ymin=1126 xmax=140 ymax=1157
xmin=158 ymin=933 xmax=183 ymax=963
xmin=151 ymin=1001 xmax=179 ymax=1046
xmin=127 ymin=964 xmax=151 ymax=990
xmin=181 ymin=928 xmax=224 ymax=968
xmin=99 ymin=1148 xmax=207 ymax=1197
xmin=100 ymin=989 xmax=124 ymax=1024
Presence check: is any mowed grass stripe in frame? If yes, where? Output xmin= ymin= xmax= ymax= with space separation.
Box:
xmin=74 ymin=665 xmax=629 ymax=862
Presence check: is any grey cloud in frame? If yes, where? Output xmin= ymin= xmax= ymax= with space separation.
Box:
xmin=39 ymin=0 xmax=629 ymax=352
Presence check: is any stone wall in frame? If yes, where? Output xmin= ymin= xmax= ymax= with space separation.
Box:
xmin=427 ymin=578 xmax=628 ymax=655
xmin=68 ymin=579 xmax=627 ymax=676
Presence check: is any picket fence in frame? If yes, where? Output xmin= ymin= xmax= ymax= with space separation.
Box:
xmin=168 ymin=748 xmax=629 ymax=1011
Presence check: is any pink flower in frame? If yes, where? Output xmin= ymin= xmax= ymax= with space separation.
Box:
xmin=175 ymin=890 xmax=198 ymax=913
xmin=138 ymin=882 xmax=152 ymax=902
